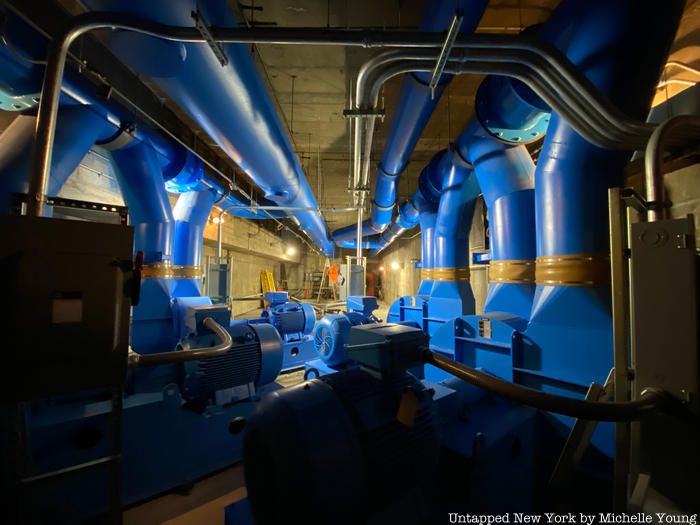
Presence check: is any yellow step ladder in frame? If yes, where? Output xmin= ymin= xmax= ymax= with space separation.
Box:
xmin=260 ymin=269 xmax=276 ymax=305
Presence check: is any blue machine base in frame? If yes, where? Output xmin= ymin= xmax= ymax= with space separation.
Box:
xmin=25 ymin=382 xmax=279 ymax=523
xmin=281 ymin=338 xmax=316 ymax=371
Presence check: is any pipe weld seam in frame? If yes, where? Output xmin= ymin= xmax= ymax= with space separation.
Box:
xmin=431 ymin=266 xmax=470 ymax=282
xmin=377 ymin=165 xmax=401 ymax=179
xmin=535 ymin=253 xmax=610 ymax=286
xmin=372 ymin=201 xmax=395 ymax=212
xmin=449 ymin=144 xmax=474 ymax=170
xmin=489 ymin=259 xmax=535 ymax=284
xmin=141 ymin=263 xmax=203 ymax=279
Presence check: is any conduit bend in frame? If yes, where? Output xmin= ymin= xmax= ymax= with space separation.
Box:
xmin=334 ymin=0 xmax=488 ymax=243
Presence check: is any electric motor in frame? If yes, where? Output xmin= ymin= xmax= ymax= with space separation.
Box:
xmin=312 ymin=311 xmax=376 ymax=366
xmin=243 ymin=366 xmax=440 ymax=525
xmin=181 ymin=321 xmax=282 ymax=406
xmin=260 ymin=291 xmax=316 ymax=341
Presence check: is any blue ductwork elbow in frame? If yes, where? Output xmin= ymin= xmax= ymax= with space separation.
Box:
xmin=83 ymin=0 xmax=334 ymax=256
xmin=455 ymin=118 xmax=536 ymax=319
xmin=332 ymin=0 xmax=489 ymax=244
xmin=172 ymin=189 xmax=218 ymax=268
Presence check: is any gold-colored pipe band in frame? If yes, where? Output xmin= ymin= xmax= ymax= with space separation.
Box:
xmin=535 ymin=253 xmax=610 ymax=286
xmin=489 ymin=260 xmax=536 ymax=284
xmin=431 ymin=267 xmax=470 ymax=282
xmin=141 ymin=263 xmax=202 ymax=279
xmin=420 ymin=269 xmax=433 ymax=280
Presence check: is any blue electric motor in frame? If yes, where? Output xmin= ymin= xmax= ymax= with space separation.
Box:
xmin=311 ymin=295 xmax=381 ymax=367
xmin=251 ymin=291 xmax=317 ymax=369
xmin=172 ymin=301 xmax=284 ymax=407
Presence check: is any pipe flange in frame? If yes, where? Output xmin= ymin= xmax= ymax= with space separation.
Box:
xmin=431 ymin=266 xmax=470 ymax=282
xmin=141 ymin=263 xmax=203 ymax=279
xmin=535 ymin=253 xmax=610 ymax=286
xmin=489 ymin=259 xmax=535 ymax=284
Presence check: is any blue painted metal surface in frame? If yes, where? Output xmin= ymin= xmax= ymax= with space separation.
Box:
xmin=240 ymin=291 xmax=317 ymax=370
xmin=0 ymin=106 xmax=118 ymax=214
xmin=310 ymin=296 xmax=381 ymax=368
xmin=427 ymin=148 xmax=480 ymax=333
xmin=429 ymin=0 xmax=683 ymax=461
xmin=84 ymin=0 xmax=334 ymax=255
xmin=457 ymin=117 xmax=537 ymax=319
xmin=332 ymin=0 xmax=488 ymax=243
xmin=475 ymin=74 xmax=550 ymax=144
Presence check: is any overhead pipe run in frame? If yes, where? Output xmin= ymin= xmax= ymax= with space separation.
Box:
xmin=338 ymin=0 xmax=489 ymax=243
xmin=20 ymin=6 xmax=660 ymax=231
xmin=80 ymin=0 xmax=335 ymax=256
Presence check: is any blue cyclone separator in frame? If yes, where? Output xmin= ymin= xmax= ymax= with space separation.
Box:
xmin=84 ymin=0 xmax=334 ymax=255
xmin=332 ymin=0 xmax=489 ymax=243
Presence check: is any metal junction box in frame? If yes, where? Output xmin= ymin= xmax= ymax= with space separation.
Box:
xmin=629 ymin=215 xmax=699 ymax=507
xmin=1 ymin=215 xmax=134 ymax=401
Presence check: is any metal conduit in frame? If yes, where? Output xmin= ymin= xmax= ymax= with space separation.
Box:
xmin=26 ymin=11 xmax=663 ymax=217
xmin=128 ymin=317 xmax=233 ymax=367
xmin=644 ymin=114 xmax=700 ymax=222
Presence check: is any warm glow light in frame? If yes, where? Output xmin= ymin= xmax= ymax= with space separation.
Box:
xmin=390 ymin=261 xmax=400 ymax=271
xmin=379 ymin=266 xmax=385 ymax=272
xmin=211 ymin=216 xmax=224 ymax=224
xmin=286 ymin=246 xmax=296 ymax=256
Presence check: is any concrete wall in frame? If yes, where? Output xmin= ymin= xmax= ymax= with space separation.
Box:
xmin=374 ymin=234 xmax=421 ymax=303
xmin=201 ymin=215 xmax=313 ymax=317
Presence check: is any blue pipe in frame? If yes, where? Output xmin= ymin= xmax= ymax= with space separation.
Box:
xmin=110 ymin=141 xmax=175 ymax=265
xmin=173 ymin=189 xmax=217 ymax=268
xmin=0 ymin=105 xmax=119 ymax=214
xmin=522 ymin=0 xmax=683 ymax=401
xmin=430 ymin=148 xmax=480 ymax=311
xmin=332 ymin=0 xmax=489 ymax=243
xmin=84 ymin=0 xmax=334 ymax=255
xmin=337 ymin=239 xmax=384 ymax=250
xmin=171 ymin=188 xmax=218 ymax=297
xmin=456 ymin=118 xmax=536 ymax=319
xmin=532 ymin=0 xmax=683 ymax=258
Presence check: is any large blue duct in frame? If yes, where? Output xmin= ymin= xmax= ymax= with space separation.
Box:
xmin=521 ymin=0 xmax=684 ymax=391
xmin=332 ymin=0 xmax=489 ymax=243
xmin=83 ymin=0 xmax=334 ymax=256
xmin=0 ymin=11 xmax=289 ymax=223
xmin=428 ymin=148 xmax=480 ymax=326
xmin=171 ymin=188 xmax=218 ymax=297
xmin=455 ymin=119 xmax=536 ymax=320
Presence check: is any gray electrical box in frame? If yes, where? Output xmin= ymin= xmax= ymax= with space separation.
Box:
xmin=1 ymin=215 xmax=135 ymax=402
xmin=629 ymin=215 xmax=699 ymax=508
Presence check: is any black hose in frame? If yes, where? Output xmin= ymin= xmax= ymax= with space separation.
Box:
xmin=424 ymin=350 xmax=677 ymax=422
